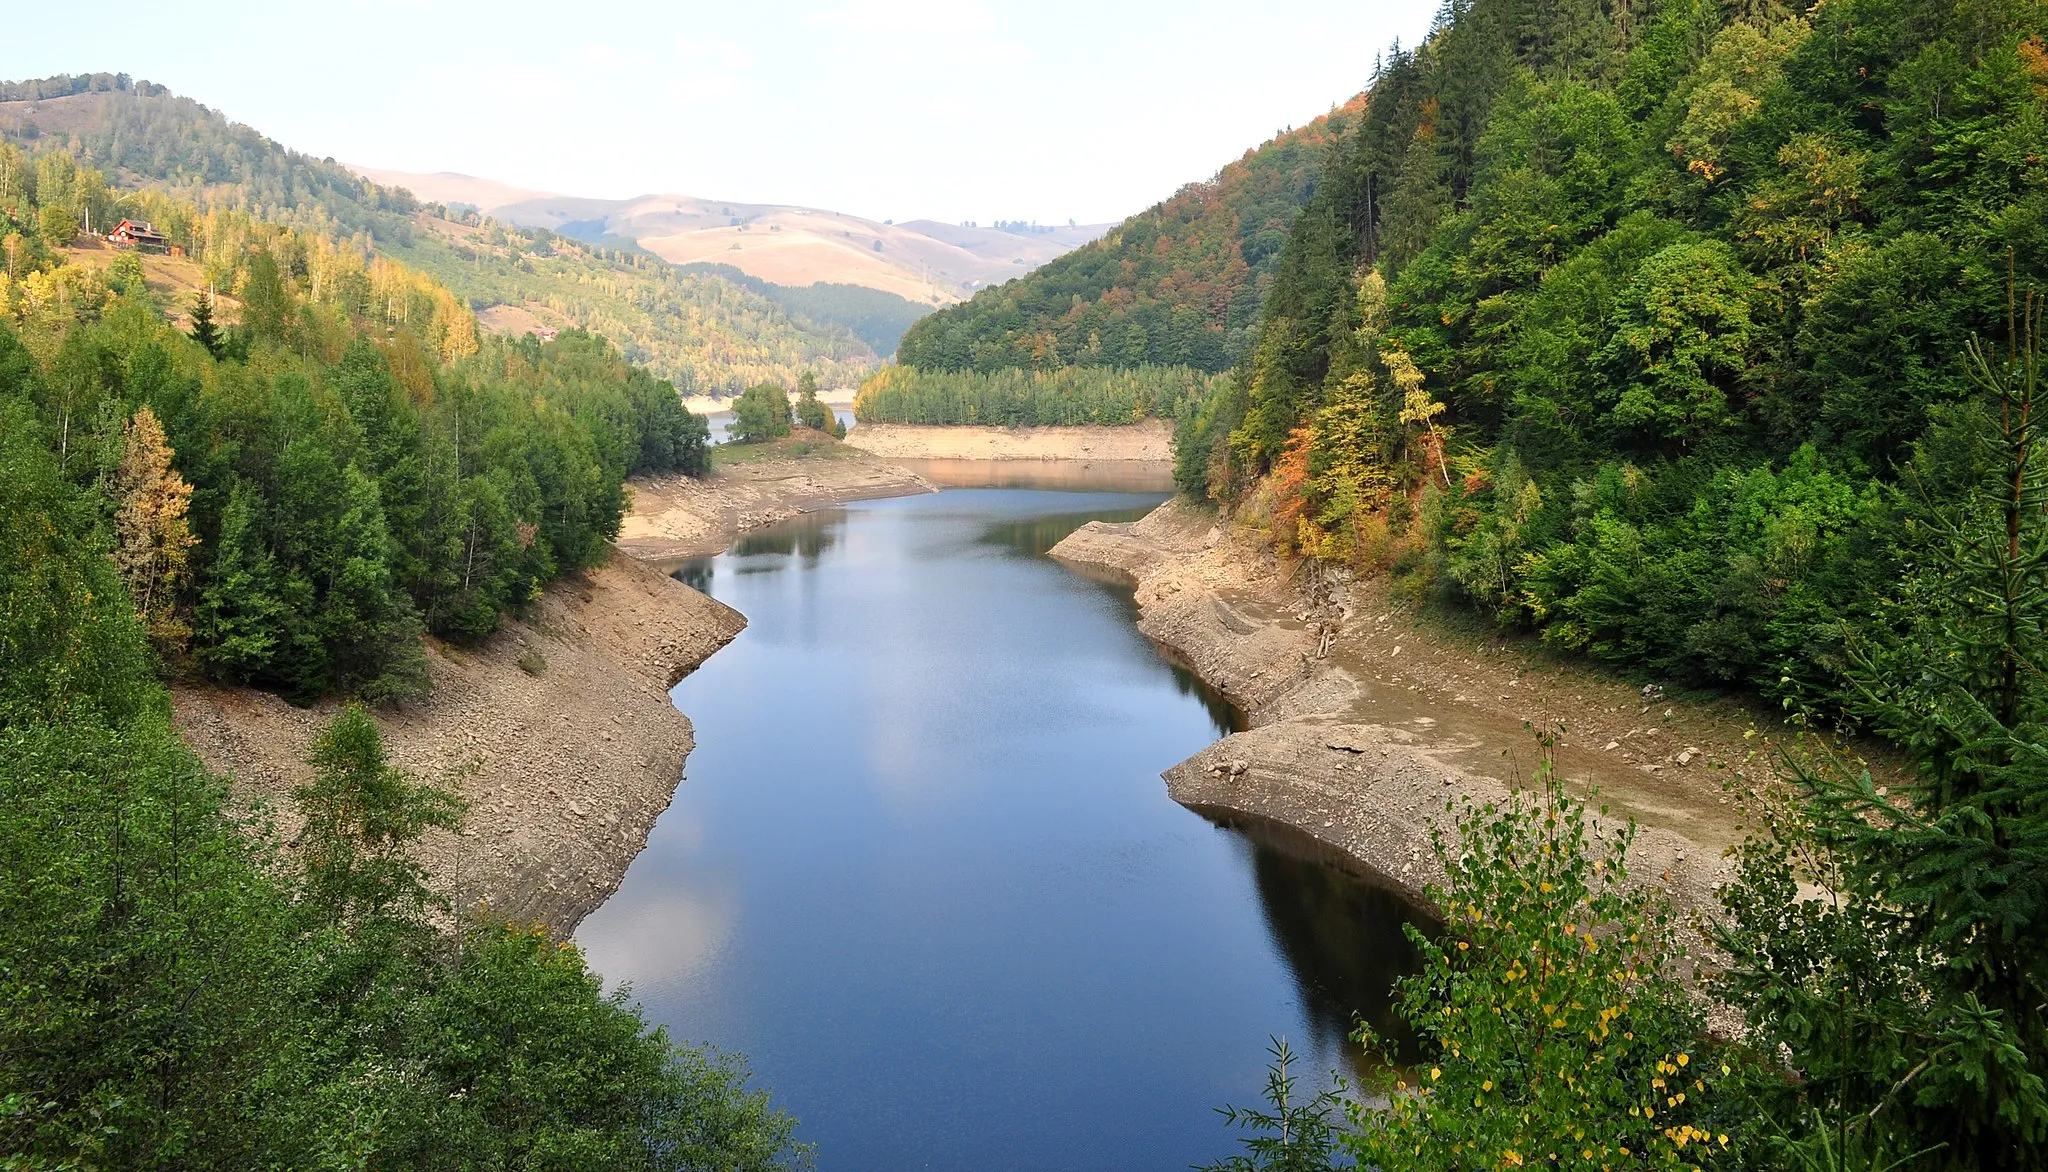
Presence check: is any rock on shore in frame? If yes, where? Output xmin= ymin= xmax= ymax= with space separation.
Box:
xmin=174 ymin=549 xmax=746 ymax=934
xmin=1052 ymin=500 xmax=1755 ymax=921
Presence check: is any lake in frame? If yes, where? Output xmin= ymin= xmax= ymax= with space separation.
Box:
xmin=575 ymin=480 xmax=1422 ymax=1169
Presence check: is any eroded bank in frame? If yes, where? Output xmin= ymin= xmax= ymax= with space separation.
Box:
xmin=1051 ymin=499 xmax=1775 ymax=921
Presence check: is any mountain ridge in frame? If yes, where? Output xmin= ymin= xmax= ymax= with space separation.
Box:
xmin=349 ymin=165 xmax=1113 ymax=306
xmin=895 ymin=92 xmax=1370 ymax=373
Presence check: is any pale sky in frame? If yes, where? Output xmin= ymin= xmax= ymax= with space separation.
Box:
xmin=0 ymin=0 xmax=1438 ymax=226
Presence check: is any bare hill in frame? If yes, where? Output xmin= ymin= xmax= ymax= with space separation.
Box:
xmin=347 ymin=166 xmax=1111 ymax=305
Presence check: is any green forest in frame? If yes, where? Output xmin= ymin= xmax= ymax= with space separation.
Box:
xmin=1162 ymin=0 xmax=2048 ymax=1167
xmin=1170 ymin=0 xmax=2048 ymax=706
xmin=677 ymin=263 xmax=928 ymax=358
xmin=894 ymin=95 xmax=1366 ymax=374
xmin=853 ymin=363 xmax=1221 ymax=427
xmin=0 ymin=77 xmax=883 ymax=392
xmin=0 ymin=135 xmax=818 ymax=1163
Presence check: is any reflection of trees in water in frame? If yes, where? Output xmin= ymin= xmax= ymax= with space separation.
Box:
xmin=672 ymin=558 xmax=714 ymax=595
xmin=979 ymin=507 xmax=1156 ymax=559
xmin=1168 ymin=663 xmax=1244 ymax=737
xmin=1206 ymin=810 xmax=1430 ymax=1078
xmin=729 ymin=513 xmax=846 ymax=568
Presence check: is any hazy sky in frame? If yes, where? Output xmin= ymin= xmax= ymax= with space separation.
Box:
xmin=0 ymin=0 xmax=1438 ymax=225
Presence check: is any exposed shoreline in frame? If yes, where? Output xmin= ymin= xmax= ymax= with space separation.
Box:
xmin=617 ymin=445 xmax=936 ymax=561
xmin=844 ymin=419 xmax=1173 ymax=462
xmin=175 ymin=444 xmax=937 ymax=934
xmin=174 ymin=552 xmax=746 ymax=934
xmin=1050 ymin=500 xmax=1773 ymax=921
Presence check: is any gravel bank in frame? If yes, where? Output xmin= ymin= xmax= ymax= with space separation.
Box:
xmin=1052 ymin=500 xmax=1777 ymax=921
xmin=618 ymin=448 xmax=934 ymax=561
xmin=844 ymin=420 xmax=1172 ymax=462
xmin=177 ymin=446 xmax=938 ymax=935
xmin=175 ymin=549 xmax=746 ymax=934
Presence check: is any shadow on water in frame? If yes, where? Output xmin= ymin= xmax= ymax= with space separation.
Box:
xmin=978 ymin=505 xmax=1160 ymax=560
xmin=1198 ymin=807 xmax=1433 ymax=1078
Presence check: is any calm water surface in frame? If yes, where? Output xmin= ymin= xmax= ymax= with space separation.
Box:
xmin=576 ymin=484 xmax=1421 ymax=1170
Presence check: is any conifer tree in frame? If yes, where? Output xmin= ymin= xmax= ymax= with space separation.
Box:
xmin=194 ymin=478 xmax=287 ymax=683
xmin=110 ymin=406 xmax=195 ymax=651
xmin=187 ymin=289 xmax=223 ymax=358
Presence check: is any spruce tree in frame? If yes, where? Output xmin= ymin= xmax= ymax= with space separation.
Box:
xmin=187 ymin=290 xmax=223 ymax=359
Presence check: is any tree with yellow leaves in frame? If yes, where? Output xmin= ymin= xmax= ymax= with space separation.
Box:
xmin=112 ymin=405 xmax=196 ymax=652
xmin=1389 ymin=343 xmax=1452 ymax=488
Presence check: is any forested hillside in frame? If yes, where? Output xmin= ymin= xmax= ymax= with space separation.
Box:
xmin=0 ymin=125 xmax=812 ymax=1161
xmin=895 ymin=94 xmax=1367 ymax=374
xmin=1172 ymin=0 xmax=2048 ymax=705
xmin=1 ymin=135 xmax=714 ymax=698
xmin=0 ymin=75 xmax=881 ymax=391
xmin=679 ymin=262 xmax=929 ymax=357
xmin=854 ymin=364 xmax=1221 ymax=427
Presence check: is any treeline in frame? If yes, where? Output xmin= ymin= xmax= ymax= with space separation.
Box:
xmin=0 ymin=70 xmax=168 ymax=103
xmin=3 ymin=152 xmax=707 ymax=703
xmin=0 ymin=81 xmax=883 ymax=392
xmin=1171 ymin=0 xmax=2048 ymax=704
xmin=853 ymin=363 xmax=1220 ymax=427
xmin=0 ymin=405 xmax=799 ymax=1165
xmin=895 ymin=96 xmax=1365 ymax=375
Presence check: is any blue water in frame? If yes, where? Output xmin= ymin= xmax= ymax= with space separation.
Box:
xmin=576 ymin=487 xmax=1419 ymax=1169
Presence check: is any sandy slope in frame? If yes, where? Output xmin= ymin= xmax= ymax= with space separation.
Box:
xmin=618 ymin=445 xmax=934 ymax=561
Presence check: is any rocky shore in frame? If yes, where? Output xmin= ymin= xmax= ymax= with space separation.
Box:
xmin=175 ymin=551 xmax=746 ymax=933
xmin=1052 ymin=500 xmax=1777 ymax=921
xmin=175 ymin=444 xmax=937 ymax=935
xmin=618 ymin=445 xmax=934 ymax=561
xmin=844 ymin=419 xmax=1172 ymax=462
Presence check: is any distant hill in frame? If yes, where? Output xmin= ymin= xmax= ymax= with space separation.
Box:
xmin=351 ymin=166 xmax=1113 ymax=306
xmin=896 ymin=93 xmax=1368 ymax=373
xmin=0 ymin=81 xmax=881 ymax=391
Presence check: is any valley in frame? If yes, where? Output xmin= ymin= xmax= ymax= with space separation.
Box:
xmin=7 ymin=0 xmax=2048 ymax=1160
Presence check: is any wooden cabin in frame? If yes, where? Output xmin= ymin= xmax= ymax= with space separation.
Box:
xmin=107 ymin=219 xmax=171 ymax=254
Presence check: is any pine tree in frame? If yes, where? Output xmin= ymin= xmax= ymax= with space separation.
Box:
xmin=193 ymin=478 xmax=287 ymax=683
xmin=1717 ymin=298 xmax=2048 ymax=1168
xmin=187 ymin=290 xmax=223 ymax=358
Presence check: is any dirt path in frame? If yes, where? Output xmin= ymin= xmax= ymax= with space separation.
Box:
xmin=1051 ymin=500 xmax=1797 ymax=921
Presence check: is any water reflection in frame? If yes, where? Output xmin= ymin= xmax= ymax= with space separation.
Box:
xmin=596 ymin=486 xmax=1426 ymax=1168
xmin=1202 ymin=810 xmax=1430 ymax=1075
xmin=978 ymin=506 xmax=1158 ymax=559
xmin=731 ymin=511 xmax=845 ymax=566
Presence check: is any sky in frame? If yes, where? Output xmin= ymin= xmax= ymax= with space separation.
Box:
xmin=0 ymin=0 xmax=1440 ymax=226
